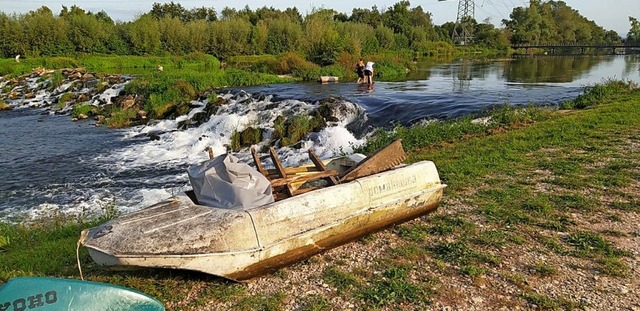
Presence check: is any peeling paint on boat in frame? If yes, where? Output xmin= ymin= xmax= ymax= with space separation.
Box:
xmin=82 ymin=160 xmax=446 ymax=281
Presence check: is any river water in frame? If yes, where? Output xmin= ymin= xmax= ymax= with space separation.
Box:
xmin=1 ymin=55 xmax=639 ymax=221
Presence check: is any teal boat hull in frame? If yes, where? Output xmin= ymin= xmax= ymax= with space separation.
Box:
xmin=0 ymin=277 xmax=164 ymax=311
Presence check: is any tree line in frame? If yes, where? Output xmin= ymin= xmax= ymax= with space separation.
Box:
xmin=0 ymin=1 xmax=637 ymax=63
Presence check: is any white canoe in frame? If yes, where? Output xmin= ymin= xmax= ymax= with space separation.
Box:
xmin=82 ymin=160 xmax=446 ymax=281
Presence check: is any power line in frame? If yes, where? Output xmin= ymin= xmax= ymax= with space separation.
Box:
xmin=484 ymin=0 xmax=509 ymax=20
xmin=475 ymin=4 xmax=502 ymax=22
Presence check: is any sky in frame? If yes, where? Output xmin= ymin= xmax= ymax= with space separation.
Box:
xmin=0 ymin=0 xmax=637 ymax=36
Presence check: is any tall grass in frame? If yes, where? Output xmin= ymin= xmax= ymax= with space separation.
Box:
xmin=561 ymin=79 xmax=634 ymax=109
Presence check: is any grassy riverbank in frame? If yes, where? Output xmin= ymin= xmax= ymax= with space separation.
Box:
xmin=1 ymin=81 xmax=638 ymax=309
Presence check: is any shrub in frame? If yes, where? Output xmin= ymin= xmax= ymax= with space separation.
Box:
xmin=273 ymin=52 xmax=317 ymax=75
xmin=104 ymin=107 xmax=138 ymax=128
xmin=561 ymin=80 xmax=630 ymax=109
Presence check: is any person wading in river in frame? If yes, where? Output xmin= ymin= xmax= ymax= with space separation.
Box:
xmin=355 ymin=59 xmax=365 ymax=83
xmin=364 ymin=61 xmax=374 ymax=86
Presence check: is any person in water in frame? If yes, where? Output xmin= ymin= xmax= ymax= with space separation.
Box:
xmin=364 ymin=61 xmax=374 ymax=85
xmin=355 ymin=59 xmax=365 ymax=83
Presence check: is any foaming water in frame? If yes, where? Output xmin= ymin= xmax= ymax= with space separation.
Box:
xmin=1 ymin=55 xmax=639 ymax=221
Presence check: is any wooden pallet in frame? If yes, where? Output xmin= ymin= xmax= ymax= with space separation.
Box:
xmin=252 ymin=147 xmax=339 ymax=200
xmin=251 ymin=139 xmax=405 ymax=200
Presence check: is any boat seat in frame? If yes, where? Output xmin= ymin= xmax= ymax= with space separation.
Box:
xmin=251 ymin=147 xmax=339 ymax=200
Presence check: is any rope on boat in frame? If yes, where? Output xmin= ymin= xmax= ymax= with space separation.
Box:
xmin=76 ymin=230 xmax=89 ymax=280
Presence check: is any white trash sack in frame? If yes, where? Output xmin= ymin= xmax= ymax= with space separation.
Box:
xmin=187 ymin=154 xmax=274 ymax=209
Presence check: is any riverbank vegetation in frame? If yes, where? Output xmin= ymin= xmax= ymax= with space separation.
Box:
xmin=2 ymin=1 xmax=636 ymax=66
xmin=1 ymin=80 xmax=638 ymax=309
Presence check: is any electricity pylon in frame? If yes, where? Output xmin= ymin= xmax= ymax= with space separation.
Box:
xmin=452 ymin=0 xmax=475 ymax=45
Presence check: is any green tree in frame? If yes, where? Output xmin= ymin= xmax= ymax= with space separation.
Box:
xmin=336 ymin=22 xmax=378 ymax=56
xmin=304 ymin=9 xmax=341 ymax=65
xmin=208 ymin=17 xmax=252 ymax=59
xmin=265 ymin=18 xmax=303 ymax=55
xmin=186 ymin=20 xmax=210 ymax=53
xmin=382 ymin=1 xmax=412 ymax=35
xmin=0 ymin=13 xmax=26 ymax=57
xmin=189 ymin=7 xmax=217 ymax=22
xmin=158 ymin=17 xmax=189 ymax=54
xmin=125 ymin=14 xmax=161 ymax=55
xmin=22 ymin=6 xmax=71 ymax=56
xmin=349 ymin=6 xmax=383 ymax=28
xmin=375 ymin=26 xmax=396 ymax=50
xmin=504 ymin=0 xmax=616 ymax=45
xmin=628 ymin=17 xmax=640 ymax=44
xmin=150 ymin=2 xmax=189 ymax=22
xmin=62 ymin=6 xmax=108 ymax=53
xmin=474 ymin=23 xmax=509 ymax=49
xmin=251 ymin=21 xmax=269 ymax=54
xmin=105 ymin=23 xmax=130 ymax=55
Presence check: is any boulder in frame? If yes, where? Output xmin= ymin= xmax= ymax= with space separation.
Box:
xmin=77 ymin=94 xmax=88 ymax=102
xmin=121 ymin=95 xmax=135 ymax=109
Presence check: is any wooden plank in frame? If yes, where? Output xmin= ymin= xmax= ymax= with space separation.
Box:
xmin=292 ymin=187 xmax=320 ymax=196
xmin=270 ymin=170 xmax=338 ymax=187
xmin=269 ymin=147 xmax=294 ymax=197
xmin=308 ymin=150 xmax=339 ymax=185
xmin=339 ymin=139 xmax=406 ymax=183
xmin=251 ymin=147 xmax=268 ymax=177
xmin=265 ymin=165 xmax=318 ymax=176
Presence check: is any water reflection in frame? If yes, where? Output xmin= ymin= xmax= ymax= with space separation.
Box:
xmin=412 ymin=55 xmax=640 ymax=86
xmin=502 ymin=56 xmax=612 ymax=83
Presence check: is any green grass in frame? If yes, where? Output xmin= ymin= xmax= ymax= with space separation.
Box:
xmin=564 ymin=231 xmax=630 ymax=258
xmin=233 ymin=291 xmax=285 ymax=310
xmin=71 ymin=103 xmax=97 ymax=118
xmin=597 ymin=257 xmax=629 ymax=277
xmin=299 ymin=295 xmax=332 ymax=311
xmin=323 ymin=266 xmax=359 ymax=293
xmin=388 ymin=242 xmax=427 ymax=260
xmin=531 ymin=262 xmax=557 ymax=277
xmin=520 ymin=292 xmax=580 ymax=310
xmin=356 ymin=266 xmax=432 ymax=307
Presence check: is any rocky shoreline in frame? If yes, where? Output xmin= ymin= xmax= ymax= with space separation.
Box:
xmin=1 ymin=68 xmax=368 ymax=151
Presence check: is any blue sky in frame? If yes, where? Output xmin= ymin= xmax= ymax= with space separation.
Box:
xmin=0 ymin=0 xmax=637 ymax=36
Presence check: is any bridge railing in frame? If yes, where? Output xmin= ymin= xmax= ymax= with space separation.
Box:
xmin=511 ymin=43 xmax=640 ymax=48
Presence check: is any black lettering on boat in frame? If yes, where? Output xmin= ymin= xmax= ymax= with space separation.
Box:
xmin=13 ymin=298 xmax=26 ymax=311
xmin=368 ymin=176 xmax=417 ymax=196
xmin=44 ymin=291 xmax=57 ymax=304
xmin=27 ymin=294 xmax=44 ymax=308
xmin=1 ymin=290 xmax=58 ymax=311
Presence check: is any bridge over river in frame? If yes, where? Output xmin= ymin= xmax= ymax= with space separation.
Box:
xmin=511 ymin=43 xmax=640 ymax=55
